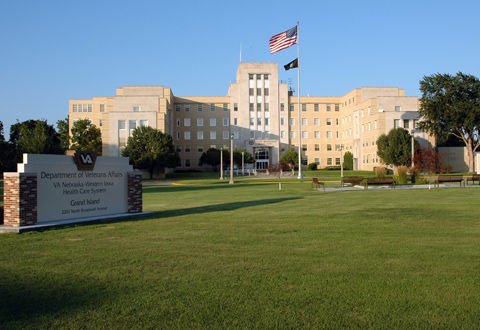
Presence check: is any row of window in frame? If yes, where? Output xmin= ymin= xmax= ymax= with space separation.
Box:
xmin=177 ymin=130 xmax=231 ymax=141
xmin=284 ymin=103 xmax=340 ymax=112
xmin=72 ymin=104 xmax=92 ymax=113
xmin=118 ymin=120 xmax=149 ymax=130
xmin=175 ymin=104 xmax=229 ymax=112
xmin=284 ymin=117 xmax=340 ymax=126
xmin=176 ymin=118 xmax=229 ymax=127
xmin=394 ymin=119 xmax=419 ymax=129
xmin=285 ymin=130 xmax=341 ymax=139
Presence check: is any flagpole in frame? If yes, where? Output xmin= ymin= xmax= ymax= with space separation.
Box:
xmin=296 ymin=21 xmax=302 ymax=179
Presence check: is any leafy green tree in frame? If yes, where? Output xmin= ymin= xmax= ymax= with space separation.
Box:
xmin=70 ymin=119 xmax=102 ymax=155
xmin=122 ymin=126 xmax=179 ymax=179
xmin=56 ymin=117 xmax=69 ymax=152
xmin=199 ymin=148 xmax=229 ymax=170
xmin=418 ymin=72 xmax=480 ymax=172
xmin=280 ymin=149 xmax=298 ymax=168
xmin=343 ymin=151 xmax=354 ymax=170
xmin=376 ymin=128 xmax=412 ymax=167
xmin=0 ymin=121 xmax=17 ymax=174
xmin=233 ymin=148 xmax=255 ymax=167
xmin=11 ymin=120 xmax=63 ymax=155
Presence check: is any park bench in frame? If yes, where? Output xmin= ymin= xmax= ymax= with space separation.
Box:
xmin=364 ymin=177 xmax=396 ymax=190
xmin=466 ymin=174 xmax=480 ymax=185
xmin=312 ymin=177 xmax=325 ymax=191
xmin=434 ymin=175 xmax=465 ymax=188
xmin=341 ymin=176 xmax=364 ymax=187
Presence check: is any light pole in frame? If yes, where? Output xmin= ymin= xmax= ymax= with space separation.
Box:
xmin=241 ymin=151 xmax=245 ymax=176
xmin=220 ymin=147 xmax=224 ymax=180
xmin=411 ymin=129 xmax=415 ymax=168
xmin=229 ymin=134 xmax=234 ymax=184
xmin=337 ymin=144 xmax=344 ymax=178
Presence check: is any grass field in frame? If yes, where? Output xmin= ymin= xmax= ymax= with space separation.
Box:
xmin=1 ymin=177 xmax=480 ymax=328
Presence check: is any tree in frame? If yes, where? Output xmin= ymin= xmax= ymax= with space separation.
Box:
xmin=0 ymin=121 xmax=17 ymax=174
xmin=233 ymin=148 xmax=255 ymax=167
xmin=122 ymin=126 xmax=179 ymax=179
xmin=414 ymin=147 xmax=445 ymax=174
xmin=280 ymin=149 xmax=298 ymax=169
xmin=343 ymin=151 xmax=354 ymax=170
xmin=11 ymin=120 xmax=63 ymax=155
xmin=56 ymin=117 xmax=69 ymax=152
xmin=199 ymin=148 xmax=229 ymax=170
xmin=70 ymin=119 xmax=102 ymax=155
xmin=419 ymin=72 xmax=480 ymax=172
xmin=377 ymin=128 xmax=413 ymax=167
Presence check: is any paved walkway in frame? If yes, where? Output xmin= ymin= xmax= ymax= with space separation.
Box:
xmin=316 ymin=183 xmax=480 ymax=192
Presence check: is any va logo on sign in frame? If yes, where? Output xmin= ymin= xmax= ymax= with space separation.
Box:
xmin=73 ymin=151 xmax=98 ymax=171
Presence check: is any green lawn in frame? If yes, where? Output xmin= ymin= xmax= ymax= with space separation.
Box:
xmin=1 ymin=179 xmax=480 ymax=328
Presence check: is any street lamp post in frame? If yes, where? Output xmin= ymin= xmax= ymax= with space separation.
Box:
xmin=220 ymin=147 xmax=224 ymax=180
xmin=229 ymin=134 xmax=234 ymax=184
xmin=411 ymin=129 xmax=415 ymax=168
xmin=337 ymin=144 xmax=344 ymax=178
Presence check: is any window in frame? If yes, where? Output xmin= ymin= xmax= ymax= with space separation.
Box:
xmin=256 ymin=103 xmax=261 ymax=111
xmin=327 ymin=131 xmax=332 ymax=139
xmin=249 ymin=103 xmax=254 ymax=111
xmin=72 ymin=104 xmax=77 ymax=112
xmin=302 ymin=144 xmax=307 ymax=151
xmin=404 ymin=119 xmax=410 ymax=129
xmin=223 ymin=104 xmax=228 ymax=111
xmin=118 ymin=120 xmax=125 ymax=130
xmin=290 ymin=104 xmax=294 ymax=111
xmin=210 ymin=131 xmax=216 ymax=140
xmin=223 ymin=118 xmax=229 ymax=126
xmin=280 ymin=117 xmax=285 ymax=126
xmin=256 ymin=88 xmax=261 ymax=96
xmin=185 ymin=159 xmax=190 ymax=167
xmin=280 ymin=131 xmax=285 ymax=138
xmin=302 ymin=131 xmax=308 ymax=139
xmin=184 ymin=131 xmax=191 ymax=140
xmin=234 ymin=117 xmax=237 ymax=125
xmin=314 ymin=131 xmax=320 ymax=138
xmin=176 ymin=146 xmax=182 ymax=152
xmin=264 ymin=103 xmax=269 ymax=111
xmin=87 ymin=104 xmax=92 ymax=112
xmin=176 ymin=119 xmax=180 ymax=127
xmin=290 ymin=131 xmax=295 ymax=139
xmin=139 ymin=120 xmax=148 ymax=127
xmin=233 ymin=131 xmax=239 ymax=139
xmin=257 ymin=118 xmax=261 ymax=126
xmin=185 ymin=146 xmax=191 ymax=152
xmin=289 ymin=118 xmax=295 ymax=126
xmin=374 ymin=120 xmax=377 ymax=129
xmin=302 ymin=118 xmax=308 ymax=126
xmin=210 ymin=104 xmax=215 ymax=111
xmin=185 ymin=104 xmax=190 ymax=112
xmin=198 ymin=146 xmax=204 ymax=152
xmin=234 ymin=103 xmax=238 ymax=111
xmin=100 ymin=104 xmax=105 ymax=112
xmin=395 ymin=106 xmax=401 ymax=112
xmin=223 ymin=131 xmax=229 ymax=140
xmin=302 ymin=103 xmax=307 ymax=111
xmin=327 ymin=158 xmax=332 ymax=165
xmin=326 ymin=104 xmax=331 ymax=112
xmin=327 ymin=144 xmax=332 ymax=151
xmin=394 ymin=119 xmax=400 ymax=128
xmin=133 ymin=106 xmax=140 ymax=112
xmin=336 ymin=158 xmax=341 ymax=166
xmin=335 ymin=104 xmax=339 ymax=112
xmin=175 ymin=104 xmax=180 ymax=112
xmin=314 ymin=118 xmax=320 ymax=126
xmin=197 ymin=104 xmax=203 ymax=112
xmin=314 ymin=104 xmax=319 ymax=112
xmin=315 ymin=158 xmax=320 ymax=165
xmin=265 ymin=118 xmax=269 ymax=126
xmin=176 ymin=131 xmax=180 ymax=140
xmin=336 ymin=118 xmax=339 ymax=125
xmin=281 ymin=103 xmax=285 ymax=111
xmin=249 ymin=118 xmax=254 ymax=127
xmin=99 ymin=119 xmax=103 ymax=127
xmin=197 ymin=131 xmax=204 ymax=140
xmin=184 ymin=118 xmax=191 ymax=127
xmin=197 ymin=118 xmax=203 ymax=126
xmin=210 ymin=118 xmax=216 ymax=127
xmin=315 ymin=144 xmax=320 ymax=151
xmin=326 ymin=118 xmax=332 ymax=125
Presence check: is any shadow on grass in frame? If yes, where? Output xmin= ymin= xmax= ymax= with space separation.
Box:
xmin=152 ymin=197 xmax=302 ymax=219
xmin=0 ymin=274 xmax=105 ymax=326
xmin=144 ymin=182 xmax=269 ymax=193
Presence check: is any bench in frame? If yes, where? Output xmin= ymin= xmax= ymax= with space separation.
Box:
xmin=364 ymin=177 xmax=396 ymax=190
xmin=312 ymin=177 xmax=325 ymax=191
xmin=435 ymin=175 xmax=465 ymax=188
xmin=341 ymin=176 xmax=364 ymax=187
xmin=466 ymin=174 xmax=480 ymax=185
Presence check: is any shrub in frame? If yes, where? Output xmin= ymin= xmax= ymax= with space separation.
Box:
xmin=307 ymin=163 xmax=318 ymax=171
xmin=323 ymin=166 xmax=341 ymax=171
xmin=394 ymin=166 xmax=408 ymax=185
xmin=343 ymin=151 xmax=353 ymax=170
xmin=374 ymin=167 xmax=387 ymax=177
xmin=409 ymin=168 xmax=421 ymax=184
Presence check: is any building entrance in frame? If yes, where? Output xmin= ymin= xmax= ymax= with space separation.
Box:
xmin=255 ymin=148 xmax=270 ymax=171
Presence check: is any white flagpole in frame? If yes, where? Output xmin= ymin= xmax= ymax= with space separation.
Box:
xmin=296 ymin=21 xmax=302 ymax=179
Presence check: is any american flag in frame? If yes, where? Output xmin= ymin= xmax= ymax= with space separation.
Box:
xmin=269 ymin=26 xmax=297 ymax=54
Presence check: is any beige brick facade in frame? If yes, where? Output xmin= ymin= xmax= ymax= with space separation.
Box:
xmin=69 ymin=62 xmax=433 ymax=171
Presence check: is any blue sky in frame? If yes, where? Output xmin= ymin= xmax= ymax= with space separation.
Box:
xmin=0 ymin=0 xmax=479 ymax=139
